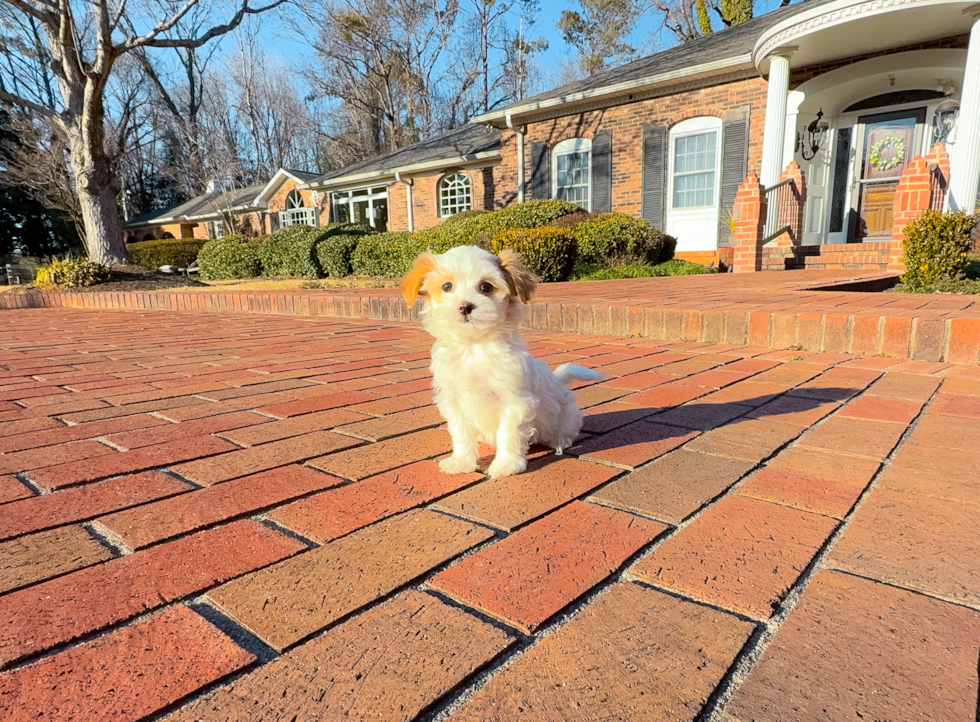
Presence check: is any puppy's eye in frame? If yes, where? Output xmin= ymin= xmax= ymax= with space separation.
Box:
xmin=479 ymin=281 xmax=494 ymax=294
xmin=441 ymin=282 xmax=453 ymax=292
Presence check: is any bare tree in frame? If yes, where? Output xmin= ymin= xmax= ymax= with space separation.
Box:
xmin=646 ymin=0 xmax=759 ymax=43
xmin=557 ymin=0 xmax=639 ymax=76
xmin=0 ymin=0 xmax=289 ymax=264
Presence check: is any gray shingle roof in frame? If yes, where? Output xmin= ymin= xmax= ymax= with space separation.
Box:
xmin=311 ymin=124 xmax=501 ymax=186
xmin=124 ymin=182 xmax=268 ymax=227
xmin=283 ymin=168 xmax=320 ymax=182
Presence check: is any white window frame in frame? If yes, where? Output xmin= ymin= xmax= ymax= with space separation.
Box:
xmin=438 ymin=173 xmax=472 ymax=217
xmin=331 ymin=185 xmax=389 ymax=230
xmin=552 ymin=137 xmax=592 ymax=211
xmin=279 ymin=190 xmax=318 ymax=228
xmin=669 ymin=118 xmax=721 ymax=211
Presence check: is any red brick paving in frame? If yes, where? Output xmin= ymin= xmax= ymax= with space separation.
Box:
xmin=1 ymin=307 xmax=979 ymax=720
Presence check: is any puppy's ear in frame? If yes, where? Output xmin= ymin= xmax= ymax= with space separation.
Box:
xmin=402 ymin=252 xmax=437 ymax=306
xmin=497 ymin=248 xmax=538 ymax=304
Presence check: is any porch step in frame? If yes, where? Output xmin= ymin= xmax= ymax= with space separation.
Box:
xmin=763 ymin=242 xmax=896 ymax=271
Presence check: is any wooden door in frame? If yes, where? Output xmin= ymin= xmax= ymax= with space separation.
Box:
xmin=854 ymin=109 xmax=925 ymax=240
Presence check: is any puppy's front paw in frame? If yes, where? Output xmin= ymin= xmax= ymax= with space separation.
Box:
xmin=439 ymin=454 xmax=478 ymax=475
xmin=487 ymin=455 xmax=527 ymax=479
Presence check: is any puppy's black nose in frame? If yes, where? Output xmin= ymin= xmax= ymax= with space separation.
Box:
xmin=458 ymin=302 xmax=475 ymax=316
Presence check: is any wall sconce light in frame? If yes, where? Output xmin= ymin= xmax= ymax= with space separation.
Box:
xmin=796 ymin=108 xmax=830 ymax=161
xmin=932 ymin=96 xmax=959 ymax=145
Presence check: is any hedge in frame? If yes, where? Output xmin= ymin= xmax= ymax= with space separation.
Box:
xmin=315 ymin=223 xmax=375 ymax=277
xmin=489 ymin=227 xmax=577 ymax=282
xmin=575 ymin=212 xmax=672 ymax=266
xmin=128 ymin=238 xmax=207 ymax=269
xmin=197 ymin=234 xmax=262 ymax=279
xmin=35 ymin=257 xmax=111 ymax=287
xmin=350 ymin=231 xmax=419 ymax=277
xmin=573 ymin=259 xmax=717 ymax=281
xmin=258 ymin=225 xmax=321 ymax=277
xmin=901 ymin=210 xmax=977 ymax=291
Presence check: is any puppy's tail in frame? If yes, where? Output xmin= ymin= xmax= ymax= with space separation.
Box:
xmin=554 ymin=363 xmax=605 ymax=387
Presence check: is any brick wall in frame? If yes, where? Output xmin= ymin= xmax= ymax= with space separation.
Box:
xmin=387 ymin=164 xmax=501 ymax=232
xmin=502 ymin=77 xmax=769 ymax=217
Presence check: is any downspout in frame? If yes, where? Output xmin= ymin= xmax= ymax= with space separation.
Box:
xmin=505 ymin=113 xmax=525 ymax=204
xmin=395 ymin=171 xmax=414 ymax=231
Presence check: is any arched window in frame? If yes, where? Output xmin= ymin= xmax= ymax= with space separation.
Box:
xmin=552 ymin=138 xmax=591 ymax=210
xmin=439 ymin=173 xmax=472 ymax=217
xmin=280 ymin=189 xmax=317 ymax=227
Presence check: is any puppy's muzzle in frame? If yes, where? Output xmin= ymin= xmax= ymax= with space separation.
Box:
xmin=458 ymin=301 xmax=476 ymax=320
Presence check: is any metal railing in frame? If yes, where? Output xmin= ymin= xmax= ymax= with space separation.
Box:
xmin=761 ymin=178 xmax=802 ymax=244
xmin=928 ymin=163 xmax=948 ymax=212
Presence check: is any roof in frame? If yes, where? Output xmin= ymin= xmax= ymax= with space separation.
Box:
xmin=473 ymin=0 xmax=831 ymax=124
xmin=126 ymin=182 xmax=268 ymax=227
xmin=309 ymin=124 xmax=501 ymax=188
xmin=282 ymin=168 xmax=320 ymax=182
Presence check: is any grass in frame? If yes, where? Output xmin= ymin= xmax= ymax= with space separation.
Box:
xmin=570 ymin=259 xmax=718 ymax=281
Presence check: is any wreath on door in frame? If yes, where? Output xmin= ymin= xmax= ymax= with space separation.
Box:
xmin=868 ymin=135 xmax=906 ymax=172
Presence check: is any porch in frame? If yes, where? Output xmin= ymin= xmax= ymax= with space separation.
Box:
xmin=736 ymin=0 xmax=980 ymax=270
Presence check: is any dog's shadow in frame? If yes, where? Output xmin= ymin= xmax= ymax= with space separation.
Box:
xmin=482 ymin=387 xmax=855 ymax=475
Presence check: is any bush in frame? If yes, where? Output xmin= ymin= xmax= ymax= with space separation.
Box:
xmin=315 ymin=223 xmax=375 ymax=277
xmin=258 ymin=225 xmax=321 ymax=278
xmin=571 ymin=259 xmax=717 ymax=281
xmin=128 ymin=238 xmax=206 ymax=269
xmin=901 ymin=210 xmax=977 ymax=291
xmin=489 ymin=227 xmax=577 ymax=282
xmin=574 ymin=212 xmax=672 ymax=266
xmin=657 ymin=233 xmax=677 ymax=264
xmin=34 ymin=257 xmax=110 ymax=288
xmin=197 ymin=234 xmax=262 ymax=279
xmin=350 ymin=231 xmax=419 ymax=277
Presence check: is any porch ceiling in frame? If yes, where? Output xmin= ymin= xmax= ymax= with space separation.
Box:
xmin=754 ymin=0 xmax=978 ymax=74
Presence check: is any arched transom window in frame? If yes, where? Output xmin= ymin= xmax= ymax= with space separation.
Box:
xmin=280 ymin=189 xmax=317 ymax=227
xmin=439 ymin=173 xmax=472 ymax=217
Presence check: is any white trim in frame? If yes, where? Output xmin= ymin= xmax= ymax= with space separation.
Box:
xmin=472 ymin=55 xmax=754 ymax=125
xmin=552 ymin=138 xmax=592 ymax=211
xmin=254 ymin=168 xmax=316 ymax=205
xmin=666 ymin=117 xmax=722 ymax=252
xmin=306 ymin=153 xmax=499 ymax=191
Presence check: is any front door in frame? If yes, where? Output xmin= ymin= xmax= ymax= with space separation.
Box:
xmin=853 ymin=109 xmax=924 ymax=240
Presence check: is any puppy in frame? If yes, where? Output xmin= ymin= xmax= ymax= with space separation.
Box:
xmin=402 ymin=245 xmax=602 ymax=478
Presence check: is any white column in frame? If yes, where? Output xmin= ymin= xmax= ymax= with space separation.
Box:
xmin=761 ymin=54 xmax=792 ymax=188
xmin=950 ymin=15 xmax=980 ymax=213
xmin=406 ymin=181 xmax=414 ymax=232
xmin=516 ymin=127 xmax=526 ymax=204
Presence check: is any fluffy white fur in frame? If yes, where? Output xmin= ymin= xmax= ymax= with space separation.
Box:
xmin=402 ymin=245 xmax=603 ymax=478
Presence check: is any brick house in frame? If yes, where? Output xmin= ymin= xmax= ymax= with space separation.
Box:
xmin=123 ymin=169 xmax=323 ymax=243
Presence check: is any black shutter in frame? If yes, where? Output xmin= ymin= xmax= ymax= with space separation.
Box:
xmin=530 ymin=142 xmax=550 ymax=200
xmin=641 ymin=124 xmax=666 ymax=230
xmin=720 ymin=110 xmax=750 ymax=247
xmin=591 ymin=130 xmax=613 ymax=213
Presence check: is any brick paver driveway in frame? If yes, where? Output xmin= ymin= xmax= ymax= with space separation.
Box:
xmin=1 ymin=308 xmax=978 ymax=721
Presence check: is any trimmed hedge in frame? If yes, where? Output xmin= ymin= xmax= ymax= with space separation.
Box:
xmin=197 ymin=234 xmax=262 ymax=279
xmin=575 ymin=212 xmax=672 ymax=266
xmin=901 ymin=210 xmax=977 ymax=291
xmin=572 ymin=259 xmax=717 ymax=281
xmin=258 ymin=226 xmax=320 ymax=277
xmin=128 ymin=238 xmax=207 ymax=269
xmin=489 ymin=227 xmax=577 ymax=282
xmin=350 ymin=231 xmax=418 ymax=277
xmin=315 ymin=223 xmax=375 ymax=277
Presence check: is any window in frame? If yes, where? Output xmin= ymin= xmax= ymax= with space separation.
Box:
xmin=279 ymin=190 xmax=318 ymax=228
xmin=331 ymin=186 xmax=388 ymax=231
xmin=552 ymin=138 xmax=591 ymax=210
xmin=439 ymin=173 xmax=471 ymax=217
xmin=672 ymin=132 xmax=717 ymax=208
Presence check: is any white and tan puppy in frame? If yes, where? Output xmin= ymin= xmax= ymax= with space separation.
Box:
xmin=402 ymin=245 xmax=602 ymax=478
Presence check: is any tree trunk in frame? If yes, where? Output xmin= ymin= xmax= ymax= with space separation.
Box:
xmin=67 ymin=132 xmax=129 ymax=265
xmin=76 ymin=183 xmax=128 ymax=265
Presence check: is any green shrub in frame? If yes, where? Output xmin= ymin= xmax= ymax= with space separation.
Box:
xmin=197 ymin=234 xmax=261 ymax=279
xmin=258 ymin=225 xmax=322 ymax=278
xmin=571 ymin=259 xmax=717 ymax=281
xmin=315 ymin=223 xmax=375 ymax=277
xmin=128 ymin=238 xmax=207 ymax=269
xmin=34 ymin=256 xmax=111 ymax=287
xmin=657 ymin=233 xmax=677 ymax=264
xmin=574 ymin=212 xmax=672 ymax=266
xmin=901 ymin=210 xmax=977 ymax=291
xmin=489 ymin=227 xmax=577 ymax=282
xmin=441 ymin=209 xmax=487 ymax=224
xmin=350 ymin=231 xmax=419 ymax=277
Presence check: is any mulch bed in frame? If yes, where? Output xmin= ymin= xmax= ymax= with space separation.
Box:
xmin=43 ymin=265 xmax=207 ymax=293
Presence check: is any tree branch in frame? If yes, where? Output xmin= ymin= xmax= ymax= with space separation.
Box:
xmin=0 ymin=87 xmax=56 ymax=117
xmin=120 ymin=0 xmax=290 ymax=52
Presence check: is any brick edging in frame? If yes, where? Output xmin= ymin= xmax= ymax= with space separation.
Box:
xmin=3 ymin=289 xmax=979 ymax=364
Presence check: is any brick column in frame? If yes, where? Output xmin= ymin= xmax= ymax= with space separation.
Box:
xmin=771 ymin=160 xmax=807 ymax=249
xmin=889 ymin=143 xmax=950 ymax=273
xmin=732 ymin=172 xmax=767 ymax=273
